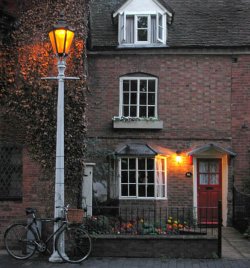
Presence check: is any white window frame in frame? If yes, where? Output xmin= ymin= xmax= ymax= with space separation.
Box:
xmin=135 ymin=15 xmax=151 ymax=44
xmin=119 ymin=76 xmax=158 ymax=119
xmin=157 ymin=12 xmax=165 ymax=43
xmin=119 ymin=156 xmax=167 ymax=200
xmin=118 ymin=11 xmax=167 ymax=45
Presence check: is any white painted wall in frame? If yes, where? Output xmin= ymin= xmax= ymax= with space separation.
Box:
xmin=118 ymin=0 xmax=165 ymax=14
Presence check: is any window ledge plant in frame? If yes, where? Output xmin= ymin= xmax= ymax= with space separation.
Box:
xmin=112 ymin=116 xmax=163 ymax=129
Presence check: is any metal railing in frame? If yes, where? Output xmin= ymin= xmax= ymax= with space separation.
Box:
xmin=83 ymin=204 xmax=221 ymax=237
xmin=233 ymin=187 xmax=250 ymax=232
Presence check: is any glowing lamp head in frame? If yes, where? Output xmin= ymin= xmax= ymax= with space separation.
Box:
xmin=49 ymin=14 xmax=75 ymax=58
xmin=176 ymin=155 xmax=182 ymax=164
xmin=175 ymin=150 xmax=182 ymax=164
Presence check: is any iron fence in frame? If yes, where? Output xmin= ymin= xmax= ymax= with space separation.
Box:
xmin=233 ymin=187 xmax=250 ymax=232
xmin=83 ymin=204 xmax=220 ymax=237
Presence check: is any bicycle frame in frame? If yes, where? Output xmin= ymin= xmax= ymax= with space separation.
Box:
xmin=27 ymin=216 xmax=67 ymax=247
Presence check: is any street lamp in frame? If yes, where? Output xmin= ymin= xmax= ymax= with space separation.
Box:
xmin=44 ymin=14 xmax=78 ymax=262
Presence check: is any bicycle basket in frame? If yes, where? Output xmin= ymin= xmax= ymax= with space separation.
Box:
xmin=67 ymin=209 xmax=84 ymax=223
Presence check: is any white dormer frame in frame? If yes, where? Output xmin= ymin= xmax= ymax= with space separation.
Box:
xmin=114 ymin=0 xmax=172 ymax=46
xmin=134 ymin=14 xmax=151 ymax=44
xmin=113 ymin=0 xmax=172 ymax=18
xmin=156 ymin=12 xmax=166 ymax=43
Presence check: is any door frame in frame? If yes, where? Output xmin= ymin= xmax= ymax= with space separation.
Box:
xmin=193 ymin=154 xmax=229 ymax=226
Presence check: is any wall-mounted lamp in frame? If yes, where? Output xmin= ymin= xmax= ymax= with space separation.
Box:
xmin=175 ymin=150 xmax=182 ymax=164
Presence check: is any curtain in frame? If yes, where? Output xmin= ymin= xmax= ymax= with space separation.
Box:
xmin=199 ymin=161 xmax=208 ymax=184
xmin=126 ymin=16 xmax=134 ymax=43
xmin=151 ymin=15 xmax=156 ymax=43
xmin=155 ymin=157 xmax=165 ymax=198
xmin=210 ymin=161 xmax=219 ymax=184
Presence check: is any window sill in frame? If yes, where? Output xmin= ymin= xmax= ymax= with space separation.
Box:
xmin=119 ymin=197 xmax=167 ymax=200
xmin=113 ymin=120 xmax=163 ymax=129
xmin=117 ymin=44 xmax=167 ymax=49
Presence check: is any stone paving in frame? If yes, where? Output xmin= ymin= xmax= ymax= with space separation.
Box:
xmin=0 ymin=227 xmax=249 ymax=268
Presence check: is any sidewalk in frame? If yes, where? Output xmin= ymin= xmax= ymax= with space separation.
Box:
xmin=222 ymin=227 xmax=250 ymax=259
xmin=0 ymin=227 xmax=249 ymax=268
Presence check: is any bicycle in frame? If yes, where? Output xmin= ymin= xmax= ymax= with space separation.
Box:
xmin=4 ymin=205 xmax=92 ymax=263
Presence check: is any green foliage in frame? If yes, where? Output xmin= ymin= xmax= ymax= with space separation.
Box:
xmin=1 ymin=0 xmax=89 ymax=207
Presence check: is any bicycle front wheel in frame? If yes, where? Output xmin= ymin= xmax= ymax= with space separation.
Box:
xmin=4 ymin=223 xmax=36 ymax=260
xmin=56 ymin=226 xmax=92 ymax=263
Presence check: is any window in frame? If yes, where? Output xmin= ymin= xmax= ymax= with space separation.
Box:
xmin=119 ymin=156 xmax=167 ymax=199
xmin=120 ymin=76 xmax=157 ymax=118
xmin=136 ymin=15 xmax=149 ymax=43
xmin=119 ymin=13 xmax=166 ymax=46
xmin=0 ymin=145 xmax=23 ymax=200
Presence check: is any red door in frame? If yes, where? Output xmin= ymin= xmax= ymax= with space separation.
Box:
xmin=197 ymin=159 xmax=222 ymax=224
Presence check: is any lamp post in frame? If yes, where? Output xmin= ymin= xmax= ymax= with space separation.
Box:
xmin=42 ymin=15 xmax=79 ymax=262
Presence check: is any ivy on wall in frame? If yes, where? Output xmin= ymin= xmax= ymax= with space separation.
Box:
xmin=0 ymin=0 xmax=89 ymax=206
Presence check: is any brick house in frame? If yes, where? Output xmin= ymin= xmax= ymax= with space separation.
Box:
xmin=86 ymin=0 xmax=250 ymax=226
xmin=1 ymin=0 xmax=250 ymax=249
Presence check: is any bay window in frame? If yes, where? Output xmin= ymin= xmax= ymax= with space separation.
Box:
xmin=119 ymin=156 xmax=167 ymax=199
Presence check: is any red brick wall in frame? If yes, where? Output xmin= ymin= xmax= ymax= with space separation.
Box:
xmin=86 ymin=53 xmax=236 ymax=207
xmin=87 ymin=54 xmax=232 ymax=140
xmin=0 ymin=116 xmax=51 ymax=248
xmin=231 ymin=55 xmax=250 ymax=191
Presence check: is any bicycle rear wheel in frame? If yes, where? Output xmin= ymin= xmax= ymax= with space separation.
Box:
xmin=4 ymin=223 xmax=36 ymax=260
xmin=56 ymin=226 xmax=92 ymax=263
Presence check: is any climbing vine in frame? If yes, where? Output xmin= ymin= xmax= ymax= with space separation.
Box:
xmin=1 ymin=0 xmax=89 ymax=206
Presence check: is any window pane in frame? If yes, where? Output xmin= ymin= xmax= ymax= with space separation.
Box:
xmin=140 ymin=80 xmax=147 ymax=92
xmin=147 ymin=158 xmax=154 ymax=170
xmin=129 ymin=158 xmax=136 ymax=169
xmin=147 ymin=185 xmax=154 ymax=197
xmin=129 ymin=171 xmax=136 ymax=183
xmin=123 ymin=106 xmax=129 ymax=116
xmin=121 ymin=171 xmax=128 ymax=183
xmin=138 ymin=158 xmax=145 ymax=170
xmin=138 ymin=171 xmax=146 ymax=183
xmin=0 ymin=145 xmax=22 ymax=199
xmin=138 ymin=30 xmax=147 ymax=41
xmin=140 ymin=93 xmax=146 ymax=105
xmin=123 ymin=93 xmax=129 ymax=104
xmin=130 ymin=106 xmax=137 ymax=117
xmin=121 ymin=185 xmax=128 ymax=196
xmin=138 ymin=185 xmax=146 ymax=197
xmin=158 ymin=14 xmax=163 ymax=27
xmin=210 ymin=174 xmax=219 ymax=185
xmin=148 ymin=80 xmax=155 ymax=92
xmin=148 ymin=106 xmax=155 ymax=117
xmin=199 ymin=162 xmax=209 ymax=172
xmin=129 ymin=185 xmax=136 ymax=196
xmin=131 ymin=80 xmax=137 ymax=91
xmin=200 ymin=174 xmax=208 ymax=185
xmin=123 ymin=80 xmax=129 ymax=91
xmin=156 ymin=185 xmax=165 ymax=198
xmin=137 ymin=16 xmax=148 ymax=28
xmin=130 ymin=93 xmax=137 ymax=104
xmin=148 ymin=171 xmax=154 ymax=183
xmin=158 ymin=27 xmax=163 ymax=40
xmin=148 ymin=93 xmax=155 ymax=105
xmin=210 ymin=161 xmax=219 ymax=172
xmin=139 ymin=106 xmax=146 ymax=117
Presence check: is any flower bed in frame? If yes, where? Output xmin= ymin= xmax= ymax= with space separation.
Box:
xmin=84 ymin=215 xmax=208 ymax=236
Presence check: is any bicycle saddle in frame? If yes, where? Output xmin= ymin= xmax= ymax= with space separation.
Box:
xmin=25 ymin=207 xmax=37 ymax=215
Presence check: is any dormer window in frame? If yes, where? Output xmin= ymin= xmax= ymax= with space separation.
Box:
xmin=113 ymin=0 xmax=173 ymax=47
